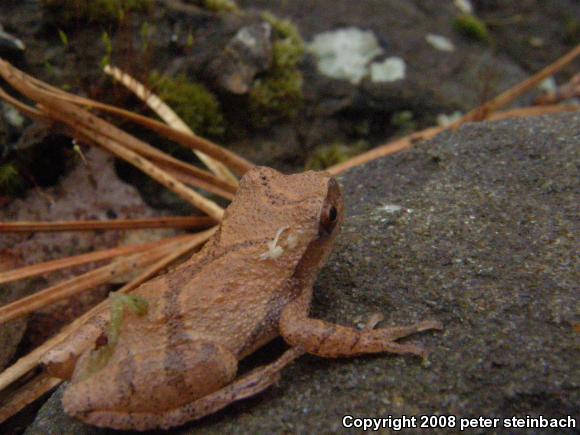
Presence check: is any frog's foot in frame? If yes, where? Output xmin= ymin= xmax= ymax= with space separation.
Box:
xmin=69 ymin=346 xmax=304 ymax=431
xmin=63 ymin=339 xmax=238 ymax=431
xmin=281 ymin=299 xmax=443 ymax=359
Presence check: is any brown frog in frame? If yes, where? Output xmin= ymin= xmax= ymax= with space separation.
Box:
xmin=43 ymin=167 xmax=442 ymax=430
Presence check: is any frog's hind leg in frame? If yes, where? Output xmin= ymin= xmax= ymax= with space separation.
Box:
xmin=280 ymin=294 xmax=443 ymax=359
xmin=157 ymin=346 xmax=303 ymax=430
xmin=63 ymin=339 xmax=239 ymax=431
xmin=76 ymin=345 xmax=303 ymax=430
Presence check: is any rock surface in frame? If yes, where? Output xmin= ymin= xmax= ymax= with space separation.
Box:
xmin=26 ymin=113 xmax=579 ymax=434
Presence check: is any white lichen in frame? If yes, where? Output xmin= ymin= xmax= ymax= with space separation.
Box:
xmin=370 ymin=57 xmax=406 ymax=83
xmin=437 ymin=111 xmax=463 ymax=127
xmin=453 ymin=0 xmax=473 ymax=14
xmin=308 ymin=27 xmax=383 ymax=85
xmin=425 ymin=33 xmax=455 ymax=52
xmin=260 ymin=226 xmax=289 ymax=260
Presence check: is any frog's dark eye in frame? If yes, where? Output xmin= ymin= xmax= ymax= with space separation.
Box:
xmin=320 ymin=204 xmax=338 ymax=234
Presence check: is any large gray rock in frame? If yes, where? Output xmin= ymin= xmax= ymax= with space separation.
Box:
xmin=26 ymin=113 xmax=579 ymax=433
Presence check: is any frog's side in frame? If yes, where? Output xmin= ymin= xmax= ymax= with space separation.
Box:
xmin=43 ymin=167 xmax=441 ymax=431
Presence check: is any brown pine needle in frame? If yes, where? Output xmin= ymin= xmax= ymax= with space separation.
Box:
xmin=486 ymin=104 xmax=579 ymax=121
xmin=0 ymin=216 xmax=214 ymax=233
xmin=457 ymin=44 xmax=580 ymax=123
xmin=159 ymin=164 xmax=236 ymax=200
xmin=0 ymin=87 xmax=46 ymax=123
xmin=0 ymin=229 xmax=214 ymax=394
xmin=0 ymin=234 xmax=195 ymax=286
xmin=116 ymin=226 xmax=217 ymax=294
xmin=327 ymin=126 xmax=442 ymax=175
xmin=71 ymin=122 xmax=225 ymax=220
xmin=11 ymin=62 xmax=254 ymax=177
xmin=0 ymin=240 xmax=179 ymax=325
xmin=328 ymin=103 xmax=579 ymax=176
xmin=0 ymin=373 xmax=60 ymax=424
xmin=104 ymin=65 xmax=239 ymax=185
xmin=0 ymin=60 xmax=227 ymax=217
xmin=50 ymin=93 xmax=253 ymax=176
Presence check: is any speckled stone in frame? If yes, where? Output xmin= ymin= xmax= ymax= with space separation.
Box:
xmin=26 ymin=113 xmax=579 ymax=434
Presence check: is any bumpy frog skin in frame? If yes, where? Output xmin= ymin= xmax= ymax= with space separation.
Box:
xmin=43 ymin=167 xmax=441 ymax=431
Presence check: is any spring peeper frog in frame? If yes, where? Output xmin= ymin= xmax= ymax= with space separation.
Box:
xmin=43 ymin=167 xmax=442 ymax=431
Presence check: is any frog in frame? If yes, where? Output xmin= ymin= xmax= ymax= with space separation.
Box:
xmin=43 ymin=166 xmax=442 ymax=430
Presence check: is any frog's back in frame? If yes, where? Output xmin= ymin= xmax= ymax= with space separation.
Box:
xmin=128 ymin=236 xmax=301 ymax=358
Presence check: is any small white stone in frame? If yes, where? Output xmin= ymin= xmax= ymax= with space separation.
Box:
xmin=378 ymin=204 xmax=402 ymax=213
xmin=425 ymin=33 xmax=455 ymax=52
xmin=437 ymin=111 xmax=463 ymax=127
xmin=2 ymin=103 xmax=24 ymax=128
xmin=308 ymin=27 xmax=383 ymax=85
xmin=538 ymin=77 xmax=557 ymax=93
xmin=453 ymin=0 xmax=473 ymax=14
xmin=370 ymin=57 xmax=406 ymax=83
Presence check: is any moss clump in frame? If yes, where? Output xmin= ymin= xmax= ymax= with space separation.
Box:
xmin=79 ymin=294 xmax=149 ymax=380
xmin=204 ymin=0 xmax=239 ymax=13
xmin=249 ymin=13 xmax=305 ymax=127
xmin=249 ymin=70 xmax=304 ymax=128
xmin=306 ymin=142 xmax=367 ymax=171
xmin=453 ymin=14 xmax=491 ymax=44
xmin=41 ymin=0 xmax=152 ymax=24
xmin=262 ymin=12 xmax=305 ymax=70
xmin=0 ymin=163 xmax=23 ymax=196
xmin=150 ymin=72 xmax=226 ymax=138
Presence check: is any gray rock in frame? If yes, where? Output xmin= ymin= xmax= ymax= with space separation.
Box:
xmin=26 ymin=113 xmax=579 ymax=433
xmin=207 ymin=22 xmax=273 ymax=94
xmin=239 ymin=0 xmax=531 ymax=119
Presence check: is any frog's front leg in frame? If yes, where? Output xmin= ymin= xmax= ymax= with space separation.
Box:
xmin=279 ymin=293 xmax=443 ymax=358
xmin=63 ymin=339 xmax=238 ymax=430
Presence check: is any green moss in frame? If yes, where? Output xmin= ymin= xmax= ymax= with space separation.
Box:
xmin=391 ymin=110 xmax=417 ymax=134
xmin=262 ymin=12 xmax=305 ymax=69
xmin=204 ymin=0 xmax=239 ymax=13
xmin=79 ymin=294 xmax=149 ymax=380
xmin=41 ymin=0 xmax=152 ymax=24
xmin=150 ymin=72 xmax=226 ymax=138
xmin=0 ymin=163 xmax=22 ymax=196
xmin=453 ymin=14 xmax=491 ymax=43
xmin=249 ymin=69 xmax=303 ymax=128
xmin=248 ymin=13 xmax=305 ymax=127
xmin=306 ymin=142 xmax=367 ymax=171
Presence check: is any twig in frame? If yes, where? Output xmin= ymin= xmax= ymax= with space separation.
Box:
xmin=0 ymin=234 xmax=194 ymax=285
xmin=328 ymin=103 xmax=579 ymax=176
xmin=70 ymin=122 xmax=225 ymax=220
xmin=327 ymin=126 xmax=442 ymax=175
xmin=0 ymin=216 xmax=214 ymax=233
xmin=0 ymin=60 xmax=226 ymax=218
xmin=104 ymin=65 xmax=239 ymax=185
xmin=0 ymin=373 xmax=60 ymax=424
xmin=20 ymin=67 xmax=254 ymax=176
xmin=0 ymin=238 xmax=181 ymax=325
xmin=456 ymin=44 xmax=580 ymax=123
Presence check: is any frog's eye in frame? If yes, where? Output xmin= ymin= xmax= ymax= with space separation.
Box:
xmin=320 ymin=203 xmax=338 ymax=234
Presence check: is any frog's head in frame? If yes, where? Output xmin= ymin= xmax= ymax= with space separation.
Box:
xmin=218 ymin=167 xmax=343 ymax=277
